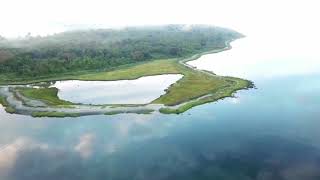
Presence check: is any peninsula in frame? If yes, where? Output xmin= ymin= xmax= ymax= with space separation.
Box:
xmin=0 ymin=25 xmax=253 ymax=117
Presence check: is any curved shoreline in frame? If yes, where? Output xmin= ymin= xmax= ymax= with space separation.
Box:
xmin=0 ymin=39 xmax=253 ymax=117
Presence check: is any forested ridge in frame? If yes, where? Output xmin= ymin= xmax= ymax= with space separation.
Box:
xmin=0 ymin=25 xmax=243 ymax=78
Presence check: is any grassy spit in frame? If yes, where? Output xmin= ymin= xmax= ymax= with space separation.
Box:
xmin=159 ymin=77 xmax=253 ymax=114
xmin=31 ymin=111 xmax=80 ymax=118
xmin=104 ymin=109 xmax=154 ymax=115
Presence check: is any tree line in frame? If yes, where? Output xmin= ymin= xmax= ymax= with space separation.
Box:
xmin=0 ymin=25 xmax=243 ymax=77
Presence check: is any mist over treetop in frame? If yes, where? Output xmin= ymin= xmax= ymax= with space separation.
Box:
xmin=0 ymin=25 xmax=242 ymax=79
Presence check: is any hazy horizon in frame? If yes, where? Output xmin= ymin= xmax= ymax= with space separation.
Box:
xmin=1 ymin=0 xmax=319 ymax=41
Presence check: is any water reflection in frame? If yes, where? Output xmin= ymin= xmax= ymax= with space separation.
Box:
xmin=1 ymin=34 xmax=320 ymax=180
xmin=52 ymin=74 xmax=183 ymax=104
xmin=2 ymin=124 xmax=320 ymax=180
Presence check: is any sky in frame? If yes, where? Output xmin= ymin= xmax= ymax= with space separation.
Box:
xmin=0 ymin=0 xmax=319 ymax=39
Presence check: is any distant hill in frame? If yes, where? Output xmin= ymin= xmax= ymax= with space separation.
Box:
xmin=0 ymin=25 xmax=243 ymax=77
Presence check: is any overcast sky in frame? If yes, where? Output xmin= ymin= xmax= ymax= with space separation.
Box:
xmin=0 ymin=0 xmax=319 ymax=39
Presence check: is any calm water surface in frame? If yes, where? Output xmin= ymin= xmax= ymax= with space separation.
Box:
xmin=51 ymin=74 xmax=183 ymax=104
xmin=0 ymin=36 xmax=320 ymax=180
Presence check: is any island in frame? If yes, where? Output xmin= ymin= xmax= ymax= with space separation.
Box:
xmin=0 ymin=25 xmax=253 ymax=117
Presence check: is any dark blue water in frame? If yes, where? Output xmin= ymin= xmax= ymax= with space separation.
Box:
xmin=1 ymin=71 xmax=320 ymax=180
xmin=1 ymin=35 xmax=320 ymax=179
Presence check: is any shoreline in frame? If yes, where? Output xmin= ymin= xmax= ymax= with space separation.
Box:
xmin=0 ymin=38 xmax=254 ymax=117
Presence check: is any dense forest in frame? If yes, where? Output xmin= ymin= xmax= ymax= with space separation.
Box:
xmin=0 ymin=25 xmax=243 ymax=78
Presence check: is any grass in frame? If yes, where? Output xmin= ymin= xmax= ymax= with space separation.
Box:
xmin=17 ymin=87 xmax=74 ymax=106
xmin=0 ymin=59 xmax=179 ymax=85
xmin=0 ymin=95 xmax=16 ymax=113
xmin=104 ymin=109 xmax=154 ymax=115
xmin=4 ymin=106 xmax=16 ymax=113
xmin=77 ymin=59 xmax=181 ymax=81
xmin=159 ymin=77 xmax=252 ymax=114
xmin=0 ymin=96 xmax=9 ymax=107
xmin=153 ymin=68 xmax=228 ymax=105
xmin=31 ymin=111 xmax=80 ymax=118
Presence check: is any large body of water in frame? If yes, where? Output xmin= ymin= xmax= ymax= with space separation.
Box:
xmin=1 ymin=35 xmax=320 ymax=179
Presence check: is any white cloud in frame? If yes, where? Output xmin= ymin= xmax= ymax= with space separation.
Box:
xmin=74 ymin=133 xmax=96 ymax=159
xmin=0 ymin=137 xmax=48 ymax=176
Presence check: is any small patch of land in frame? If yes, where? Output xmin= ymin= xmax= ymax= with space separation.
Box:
xmin=0 ymin=95 xmax=16 ymax=113
xmin=17 ymin=87 xmax=73 ymax=106
xmin=31 ymin=111 xmax=81 ymax=118
xmin=104 ymin=109 xmax=154 ymax=115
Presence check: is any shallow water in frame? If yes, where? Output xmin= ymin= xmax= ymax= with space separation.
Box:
xmin=0 ymin=36 xmax=320 ymax=179
xmin=51 ymin=74 xmax=183 ymax=104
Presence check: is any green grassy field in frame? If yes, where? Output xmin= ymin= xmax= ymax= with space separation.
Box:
xmin=77 ymin=59 xmax=181 ymax=81
xmin=0 ymin=59 xmax=180 ymax=85
xmin=159 ymin=77 xmax=251 ymax=113
xmin=17 ymin=87 xmax=74 ymax=106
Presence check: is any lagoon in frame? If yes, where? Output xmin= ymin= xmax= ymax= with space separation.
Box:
xmin=51 ymin=74 xmax=183 ymax=105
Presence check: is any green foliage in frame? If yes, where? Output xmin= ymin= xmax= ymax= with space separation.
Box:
xmin=0 ymin=96 xmax=9 ymax=107
xmin=77 ymin=59 xmax=180 ymax=81
xmin=17 ymin=87 xmax=74 ymax=106
xmin=104 ymin=109 xmax=154 ymax=115
xmin=5 ymin=106 xmax=16 ymax=114
xmin=0 ymin=25 xmax=242 ymax=80
xmin=0 ymin=95 xmax=16 ymax=113
xmin=31 ymin=111 xmax=80 ymax=118
xmin=159 ymin=77 xmax=252 ymax=114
